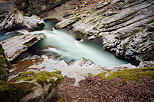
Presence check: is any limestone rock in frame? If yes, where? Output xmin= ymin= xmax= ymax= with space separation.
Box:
xmin=21 ymin=15 xmax=45 ymax=31
xmin=44 ymin=0 xmax=154 ymax=62
xmin=138 ymin=61 xmax=154 ymax=68
xmin=0 ymin=1 xmax=45 ymax=32
xmin=0 ymin=34 xmax=45 ymax=61
xmin=12 ymin=0 xmax=66 ymax=15
xmin=0 ymin=71 xmax=63 ymax=102
xmin=0 ymin=1 xmax=23 ymax=31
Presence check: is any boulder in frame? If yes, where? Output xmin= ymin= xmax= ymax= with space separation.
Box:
xmin=21 ymin=15 xmax=45 ymax=31
xmin=0 ymin=1 xmax=45 ymax=32
xmin=0 ymin=71 xmax=63 ymax=102
xmin=0 ymin=34 xmax=45 ymax=61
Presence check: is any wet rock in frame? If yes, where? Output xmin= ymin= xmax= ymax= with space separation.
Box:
xmin=0 ymin=34 xmax=45 ymax=61
xmin=0 ymin=71 xmax=63 ymax=102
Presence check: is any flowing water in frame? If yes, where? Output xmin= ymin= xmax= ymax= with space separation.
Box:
xmin=29 ymin=21 xmax=129 ymax=66
xmin=0 ymin=31 xmax=16 ymax=42
xmin=0 ymin=21 xmax=131 ymax=66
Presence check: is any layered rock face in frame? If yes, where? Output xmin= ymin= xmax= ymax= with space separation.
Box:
xmin=0 ymin=1 xmax=44 ymax=32
xmin=0 ymin=1 xmax=23 ymax=31
xmin=44 ymin=0 xmax=154 ymax=62
xmin=0 ymin=33 xmax=45 ymax=61
xmin=9 ymin=0 xmax=67 ymax=15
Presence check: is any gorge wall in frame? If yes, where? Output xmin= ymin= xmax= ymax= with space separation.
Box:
xmin=42 ymin=0 xmax=154 ymax=62
xmin=1 ymin=0 xmax=68 ymax=15
xmin=0 ymin=1 xmax=45 ymax=32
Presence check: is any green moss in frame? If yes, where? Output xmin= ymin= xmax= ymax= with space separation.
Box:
xmin=97 ymin=67 xmax=154 ymax=81
xmin=57 ymin=95 xmax=68 ymax=102
xmin=97 ymin=70 xmax=112 ymax=78
xmin=58 ymin=98 xmax=68 ymax=102
xmin=97 ymin=72 xmax=107 ymax=79
xmin=0 ymin=81 xmax=34 ymax=102
xmin=18 ymin=71 xmax=35 ymax=77
xmin=0 ymin=44 xmax=11 ymax=81
xmin=0 ymin=67 xmax=8 ymax=81
xmin=137 ymin=25 xmax=145 ymax=28
xmin=128 ymin=0 xmax=135 ymax=3
xmin=0 ymin=71 xmax=63 ymax=102
xmin=15 ymin=71 xmax=63 ymax=86
xmin=130 ymin=29 xmax=143 ymax=35
xmin=50 ymin=0 xmax=56 ymax=3
xmin=103 ymin=23 xmax=110 ymax=28
xmin=13 ymin=8 xmax=18 ymax=13
xmin=87 ymin=73 xmax=93 ymax=77
xmin=0 ymin=45 xmax=11 ymax=68
xmin=146 ymin=19 xmax=154 ymax=24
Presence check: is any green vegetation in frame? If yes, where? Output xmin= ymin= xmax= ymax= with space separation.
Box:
xmin=0 ymin=44 xmax=11 ymax=81
xmin=0 ymin=44 xmax=64 ymax=101
xmin=130 ymin=29 xmax=143 ymax=35
xmin=15 ymin=71 xmax=63 ymax=86
xmin=146 ymin=19 xmax=154 ymax=24
xmin=0 ymin=71 xmax=63 ymax=102
xmin=58 ymin=98 xmax=68 ymax=102
xmin=128 ymin=0 xmax=135 ymax=3
xmin=137 ymin=25 xmax=145 ymax=28
xmin=103 ymin=23 xmax=110 ymax=28
xmin=97 ymin=72 xmax=107 ymax=79
xmin=97 ymin=67 xmax=154 ymax=81
xmin=0 ymin=67 xmax=8 ymax=81
xmin=0 ymin=81 xmax=34 ymax=102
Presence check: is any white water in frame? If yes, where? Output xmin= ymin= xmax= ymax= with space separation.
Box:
xmin=28 ymin=21 xmax=128 ymax=66
xmin=0 ymin=21 xmax=129 ymax=66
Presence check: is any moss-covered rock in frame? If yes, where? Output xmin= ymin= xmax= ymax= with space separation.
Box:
xmin=0 ymin=71 xmax=63 ymax=102
xmin=0 ymin=44 xmax=11 ymax=81
xmin=97 ymin=67 xmax=154 ymax=81
xmin=0 ymin=81 xmax=34 ymax=102
xmin=14 ymin=70 xmax=63 ymax=87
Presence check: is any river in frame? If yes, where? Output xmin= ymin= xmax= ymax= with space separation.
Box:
xmin=0 ymin=21 xmax=133 ymax=66
xmin=29 ymin=21 xmax=129 ymax=66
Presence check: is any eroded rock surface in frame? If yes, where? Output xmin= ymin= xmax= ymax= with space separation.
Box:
xmin=43 ymin=0 xmax=154 ymax=62
xmin=0 ymin=1 xmax=23 ymax=31
xmin=9 ymin=55 xmax=137 ymax=84
xmin=0 ymin=34 xmax=45 ymax=61
xmin=0 ymin=1 xmax=44 ymax=32
xmin=9 ymin=0 xmax=67 ymax=15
